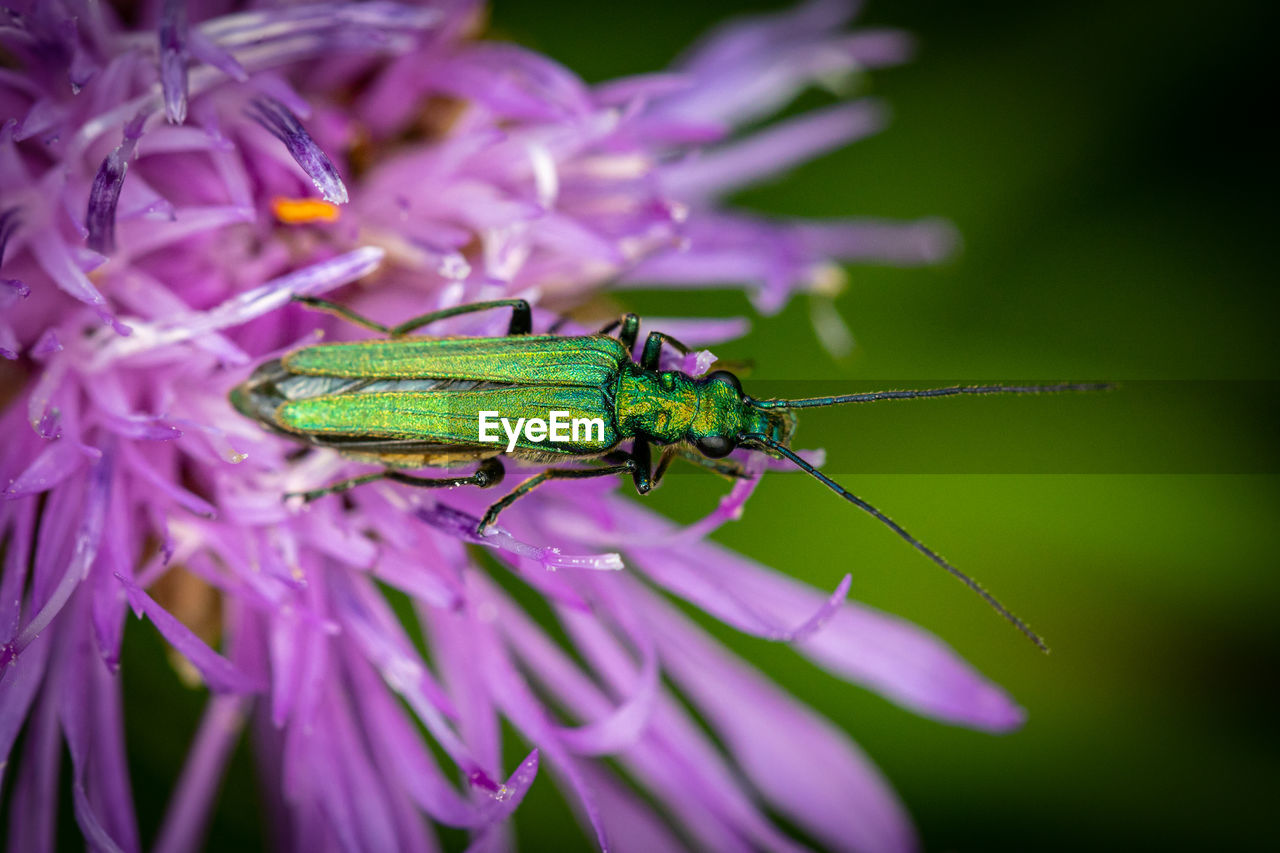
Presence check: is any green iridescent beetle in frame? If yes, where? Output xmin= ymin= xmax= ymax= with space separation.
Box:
xmin=232 ymin=296 xmax=1103 ymax=649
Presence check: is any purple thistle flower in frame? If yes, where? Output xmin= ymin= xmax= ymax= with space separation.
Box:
xmin=1 ymin=1 xmax=1014 ymax=851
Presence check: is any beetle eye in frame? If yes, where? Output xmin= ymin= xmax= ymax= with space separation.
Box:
xmin=706 ymin=370 xmax=742 ymax=395
xmin=695 ymin=434 xmax=735 ymax=459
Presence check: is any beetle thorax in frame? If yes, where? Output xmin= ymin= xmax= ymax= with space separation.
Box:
xmin=615 ymin=368 xmax=701 ymax=444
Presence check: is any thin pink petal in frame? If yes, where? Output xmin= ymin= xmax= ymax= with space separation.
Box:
xmin=638 ymin=583 xmax=916 ymax=853
xmin=118 ymin=575 xmax=263 ymax=694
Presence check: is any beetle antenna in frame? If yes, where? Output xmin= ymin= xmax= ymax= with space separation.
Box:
xmin=740 ymin=432 xmax=1049 ymax=652
xmin=747 ymin=382 xmax=1111 ymax=409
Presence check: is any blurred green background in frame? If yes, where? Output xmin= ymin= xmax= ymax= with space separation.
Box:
xmin=113 ymin=1 xmax=1279 ymax=851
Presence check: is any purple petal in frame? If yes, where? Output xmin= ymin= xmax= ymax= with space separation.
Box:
xmin=637 ymin=584 xmax=917 ymax=853
xmin=84 ymin=642 xmax=142 ymax=851
xmin=116 ymin=204 xmax=255 ymax=259
xmin=118 ymin=575 xmax=263 ymax=694
xmin=154 ymin=695 xmax=250 ymax=853
xmin=495 ymin=578 xmax=662 ymax=758
xmin=431 ymin=43 xmax=592 ymax=121
xmin=0 ymin=495 xmax=35 ymax=642
xmin=621 ymin=503 xmax=1024 ymax=730
xmin=0 ymin=0 xmax=985 ymax=846
xmin=0 ymin=206 xmax=21 ymax=269
xmin=560 ymin=454 xmax=768 ymax=549
xmin=662 ymin=101 xmax=887 ymax=199
xmin=302 ymin=513 xmax=378 ymax=568
xmin=556 ymin=593 xmax=802 ymax=852
xmin=57 ymin=594 xmax=140 ymax=853
xmin=677 ymin=0 xmax=855 ymax=75
xmin=482 ymin=573 xmax=769 ymax=850
xmin=624 ymin=211 xmax=922 ymax=313
xmin=85 ymin=112 xmax=148 ymax=255
xmin=379 ymin=768 xmax=438 ymax=852
xmin=91 ymin=492 xmax=131 ymax=670
xmin=25 ymin=353 xmax=66 ymax=439
xmin=314 ymin=679 xmax=402 ymax=852
xmin=594 ymin=72 xmax=693 ymax=106
xmin=29 ymin=229 xmax=109 ymax=315
xmin=679 ymin=349 xmax=717 ymax=376
xmin=98 ymin=411 xmax=181 ymax=441
xmin=251 ymin=74 xmax=313 ymax=120
xmin=159 ymin=0 xmax=189 ymax=124
xmin=344 ymin=647 xmax=492 ymax=827
xmin=553 ymin=638 xmax=660 ymax=755
xmin=421 ymin=595 xmax=506 ymax=787
xmin=13 ymin=450 xmax=111 ymax=655
xmin=29 ymin=329 xmax=61 ymax=357
xmin=187 ymin=28 xmax=249 ymax=82
xmin=246 ymin=97 xmax=348 ymax=204
xmin=93 ymin=246 xmax=384 ymax=365
xmin=0 ymin=631 xmax=51 ymax=782
xmin=328 ymin=570 xmax=496 ymax=778
xmin=61 ymin=16 xmax=100 ymax=93
xmin=267 ymin=612 xmax=305 ymax=727
xmin=136 ymin=124 xmax=233 ymax=156
xmin=0 ymin=321 xmax=16 ymax=360
xmin=119 ymin=445 xmax=215 ymax=518
xmin=847 ymin=28 xmax=917 ymax=67
xmin=796 ymin=218 xmax=960 ymax=265
xmin=675 ymin=451 xmax=769 ymax=540
xmin=577 ymin=763 xmax=692 ymax=853
xmin=14 ymin=96 xmax=66 ymax=143
xmin=533 ymin=214 xmax=624 ymax=266
xmin=801 ymin=604 xmax=1027 ymax=731
xmin=602 ymin=496 xmax=852 ymax=643
xmin=6 ymin=672 xmax=59 ymax=852
xmin=103 ymin=262 xmax=245 ymax=360
xmin=373 ymin=550 xmax=462 ymax=610
xmin=3 ymin=439 xmax=98 ymax=500
xmin=661 ymin=0 xmax=873 ymax=128
xmin=333 ymin=2 xmax=445 ymax=31
xmin=418 ymin=502 xmax=624 ymax=572
xmin=463 ymin=599 xmax=609 ymax=850
xmin=0 ymin=278 xmax=30 ymax=310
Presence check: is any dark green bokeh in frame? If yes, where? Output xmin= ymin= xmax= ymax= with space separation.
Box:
xmin=90 ymin=1 xmax=1278 ymax=851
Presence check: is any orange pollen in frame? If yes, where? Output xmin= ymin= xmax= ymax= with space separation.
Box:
xmin=272 ymin=197 xmax=340 ymax=224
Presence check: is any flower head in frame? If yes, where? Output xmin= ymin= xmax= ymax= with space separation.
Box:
xmin=2 ymin=2 xmax=1007 ymax=851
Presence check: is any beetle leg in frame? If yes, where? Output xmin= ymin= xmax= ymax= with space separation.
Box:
xmin=291 ymin=297 xmax=533 ymax=337
xmin=673 ymin=446 xmax=750 ymax=480
xmin=651 ymin=446 xmax=679 ymax=487
xmin=598 ymin=313 xmax=641 ymax=353
xmin=287 ymin=458 xmax=505 ymax=503
xmin=640 ymin=330 xmax=692 ymax=370
xmin=287 ymin=471 xmax=387 ymax=502
xmin=630 ymin=440 xmax=655 ymax=494
xmin=293 ymin=296 xmax=391 ymax=333
xmin=477 ymin=458 xmax=638 ymax=534
xmin=389 ymin=299 xmax=532 ymax=337
xmin=386 ymin=457 xmax=505 ymax=489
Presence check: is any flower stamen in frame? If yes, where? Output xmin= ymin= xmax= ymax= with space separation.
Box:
xmin=272 ymin=196 xmax=341 ymax=224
